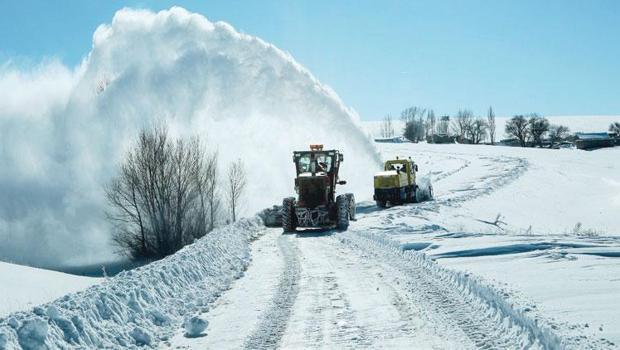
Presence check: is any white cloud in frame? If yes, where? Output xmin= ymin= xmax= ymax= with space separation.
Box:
xmin=0 ymin=7 xmax=380 ymax=267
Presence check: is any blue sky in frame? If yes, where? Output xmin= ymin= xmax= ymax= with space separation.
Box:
xmin=1 ymin=0 xmax=619 ymax=120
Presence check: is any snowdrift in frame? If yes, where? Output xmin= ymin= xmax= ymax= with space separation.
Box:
xmin=0 ymin=218 xmax=264 ymax=349
xmin=0 ymin=7 xmax=381 ymax=266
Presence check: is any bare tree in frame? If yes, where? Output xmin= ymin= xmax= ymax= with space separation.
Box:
xmin=548 ymin=124 xmax=570 ymax=147
xmin=227 ymin=159 xmax=247 ymax=223
xmin=426 ymin=109 xmax=436 ymax=141
xmin=470 ymin=118 xmax=488 ymax=144
xmin=105 ymin=125 xmax=218 ymax=260
xmin=403 ymin=118 xmax=425 ymax=142
xmin=487 ymin=106 xmax=496 ymax=145
xmin=451 ymin=109 xmax=474 ymax=143
xmin=528 ymin=114 xmax=550 ymax=147
xmin=401 ymin=106 xmax=426 ymax=142
xmin=505 ymin=115 xmax=530 ymax=147
xmin=610 ymin=122 xmax=620 ymax=135
xmin=380 ymin=114 xmax=395 ymax=138
xmin=196 ymin=151 xmax=219 ymax=232
xmin=400 ymin=106 xmax=426 ymax=124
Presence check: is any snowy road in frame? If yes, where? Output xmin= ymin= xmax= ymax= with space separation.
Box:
xmin=159 ymin=143 xmax=618 ymax=349
xmin=161 ymin=150 xmax=556 ymax=349
xmin=164 ymin=229 xmax=470 ymax=349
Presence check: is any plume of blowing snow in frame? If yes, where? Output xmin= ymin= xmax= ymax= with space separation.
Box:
xmin=0 ymin=7 xmax=381 ymax=267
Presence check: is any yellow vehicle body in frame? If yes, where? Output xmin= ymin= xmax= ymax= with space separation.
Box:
xmin=373 ymin=158 xmax=418 ymax=206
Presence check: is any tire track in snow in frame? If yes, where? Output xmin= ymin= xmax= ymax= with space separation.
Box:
xmin=436 ymin=155 xmax=528 ymax=207
xmin=310 ymin=273 xmax=372 ymax=348
xmin=374 ymin=153 xmax=528 ymax=228
xmin=338 ymin=231 xmax=564 ymax=349
xmin=432 ymin=156 xmax=471 ymax=183
xmin=243 ymin=234 xmax=300 ymax=349
xmin=282 ymin=235 xmax=462 ymax=349
xmin=284 ymin=236 xmax=373 ymax=349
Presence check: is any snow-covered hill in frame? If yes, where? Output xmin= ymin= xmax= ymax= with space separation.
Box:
xmin=0 ymin=263 xmax=100 ymax=318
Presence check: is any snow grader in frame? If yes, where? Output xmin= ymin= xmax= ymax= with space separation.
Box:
xmin=374 ymin=157 xmax=433 ymax=207
xmin=282 ymin=145 xmax=355 ymax=232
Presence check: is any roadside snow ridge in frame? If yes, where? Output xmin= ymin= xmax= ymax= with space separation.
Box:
xmin=0 ymin=218 xmax=264 ymax=349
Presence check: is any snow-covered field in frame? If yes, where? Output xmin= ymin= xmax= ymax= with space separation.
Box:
xmin=3 ymin=141 xmax=618 ymax=349
xmin=0 ymin=263 xmax=100 ymax=318
xmin=368 ymin=142 xmax=620 ymax=347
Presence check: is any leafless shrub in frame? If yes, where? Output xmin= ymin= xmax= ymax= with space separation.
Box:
xmin=487 ymin=106 xmax=496 ymax=145
xmin=451 ymin=109 xmax=474 ymax=143
xmin=401 ymin=107 xmax=426 ymax=142
xmin=548 ymin=124 xmax=570 ymax=147
xmin=105 ymin=125 xmax=219 ymax=260
xmin=226 ymin=159 xmax=247 ymax=223
xmin=380 ymin=114 xmax=395 ymax=138
xmin=528 ymin=114 xmax=550 ymax=147
xmin=469 ymin=118 xmax=488 ymax=144
xmin=505 ymin=115 xmax=530 ymax=147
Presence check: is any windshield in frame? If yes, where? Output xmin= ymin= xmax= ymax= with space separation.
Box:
xmin=297 ymin=153 xmax=333 ymax=173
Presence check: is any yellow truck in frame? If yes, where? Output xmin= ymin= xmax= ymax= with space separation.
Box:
xmin=373 ymin=157 xmax=433 ymax=207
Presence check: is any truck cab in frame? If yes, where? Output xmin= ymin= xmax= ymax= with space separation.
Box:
xmin=373 ymin=157 xmax=425 ymax=207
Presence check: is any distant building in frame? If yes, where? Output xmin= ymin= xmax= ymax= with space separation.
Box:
xmin=575 ymin=132 xmax=616 ymax=150
xmin=375 ymin=136 xmax=406 ymax=143
xmin=426 ymin=116 xmax=454 ymax=144
xmin=436 ymin=116 xmax=450 ymax=135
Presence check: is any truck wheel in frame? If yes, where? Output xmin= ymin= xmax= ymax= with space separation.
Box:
xmin=336 ymin=195 xmax=350 ymax=230
xmin=415 ymin=186 xmax=424 ymax=203
xmin=345 ymin=193 xmax=356 ymax=220
xmin=282 ymin=197 xmax=297 ymax=233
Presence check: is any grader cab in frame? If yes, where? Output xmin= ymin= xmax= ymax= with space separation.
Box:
xmin=281 ymin=145 xmax=355 ymax=232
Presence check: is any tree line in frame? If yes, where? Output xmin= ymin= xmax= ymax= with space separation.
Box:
xmin=504 ymin=114 xmax=570 ymax=147
xmin=380 ymin=106 xmax=585 ymax=147
xmin=105 ymin=125 xmax=246 ymax=260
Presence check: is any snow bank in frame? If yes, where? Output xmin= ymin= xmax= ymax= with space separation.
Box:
xmin=0 ymin=218 xmax=264 ymax=349
xmin=0 ymin=6 xmax=381 ymax=267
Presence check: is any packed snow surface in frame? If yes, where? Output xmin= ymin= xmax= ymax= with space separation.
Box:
xmin=0 ymin=6 xmax=380 ymax=267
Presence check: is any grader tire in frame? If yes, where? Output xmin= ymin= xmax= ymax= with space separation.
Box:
xmin=336 ymin=195 xmax=350 ymax=230
xmin=282 ymin=197 xmax=297 ymax=233
xmin=345 ymin=193 xmax=356 ymax=220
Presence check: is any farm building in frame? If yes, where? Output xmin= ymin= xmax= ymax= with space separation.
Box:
xmin=575 ymin=132 xmax=616 ymax=150
xmin=375 ymin=136 xmax=406 ymax=143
